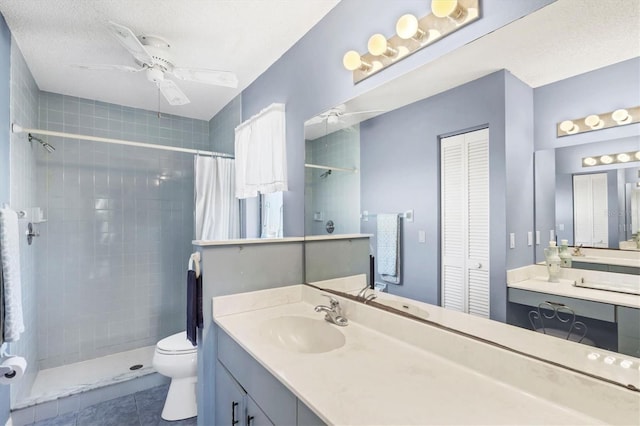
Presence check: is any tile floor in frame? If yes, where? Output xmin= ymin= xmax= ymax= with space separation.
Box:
xmin=26 ymin=384 xmax=196 ymax=426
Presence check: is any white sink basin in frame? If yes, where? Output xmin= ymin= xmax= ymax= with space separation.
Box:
xmin=260 ymin=315 xmax=346 ymax=354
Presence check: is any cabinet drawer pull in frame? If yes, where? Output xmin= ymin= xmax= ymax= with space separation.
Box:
xmin=545 ymin=300 xmax=566 ymax=307
xmin=232 ymin=401 xmax=239 ymax=425
xmin=247 ymin=415 xmax=255 ymax=425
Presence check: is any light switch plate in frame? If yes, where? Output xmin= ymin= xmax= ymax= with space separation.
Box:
xmin=536 ymin=231 xmax=540 ymax=245
xmin=527 ymin=231 xmax=533 ymax=246
xmin=418 ymin=230 xmax=426 ymax=243
xmin=550 ymin=230 xmax=555 ymax=242
xmin=509 ymin=233 xmax=515 ymax=249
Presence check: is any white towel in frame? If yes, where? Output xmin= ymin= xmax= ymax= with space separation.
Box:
xmin=377 ymin=214 xmax=401 ymax=284
xmin=0 ymin=208 xmax=24 ymax=342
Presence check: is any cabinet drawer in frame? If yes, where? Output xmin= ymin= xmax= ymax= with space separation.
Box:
xmin=508 ymin=288 xmax=615 ymax=322
xmin=218 ymin=329 xmax=297 ymax=425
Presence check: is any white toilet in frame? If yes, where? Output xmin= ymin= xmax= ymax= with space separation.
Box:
xmin=152 ymin=331 xmax=198 ymax=421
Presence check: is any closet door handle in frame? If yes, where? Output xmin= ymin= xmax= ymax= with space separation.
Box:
xmin=247 ymin=415 xmax=255 ymax=425
xmin=231 ymin=401 xmax=239 ymax=425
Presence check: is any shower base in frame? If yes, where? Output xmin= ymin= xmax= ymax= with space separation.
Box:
xmin=11 ymin=345 xmax=169 ymax=425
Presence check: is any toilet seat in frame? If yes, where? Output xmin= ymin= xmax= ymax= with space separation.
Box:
xmin=156 ymin=332 xmax=197 ymax=355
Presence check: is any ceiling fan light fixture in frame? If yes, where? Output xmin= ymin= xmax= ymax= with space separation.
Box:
xmin=146 ymin=67 xmax=165 ymax=83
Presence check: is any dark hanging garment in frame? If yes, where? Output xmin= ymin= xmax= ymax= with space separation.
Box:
xmin=186 ymin=269 xmax=202 ymax=346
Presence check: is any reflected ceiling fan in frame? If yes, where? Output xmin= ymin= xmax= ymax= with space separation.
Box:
xmin=306 ymin=104 xmax=386 ymax=125
xmin=73 ymin=21 xmax=238 ymax=106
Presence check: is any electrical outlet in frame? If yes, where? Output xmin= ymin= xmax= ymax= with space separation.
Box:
xmin=418 ymin=230 xmax=426 ymax=243
xmin=536 ymin=231 xmax=540 ymax=245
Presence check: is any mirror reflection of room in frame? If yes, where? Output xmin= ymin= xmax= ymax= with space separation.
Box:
xmin=303 ymin=0 xmax=640 ymax=377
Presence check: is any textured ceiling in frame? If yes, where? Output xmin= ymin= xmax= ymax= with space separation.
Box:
xmin=0 ymin=0 xmax=340 ymax=120
xmin=306 ymin=0 xmax=640 ymax=139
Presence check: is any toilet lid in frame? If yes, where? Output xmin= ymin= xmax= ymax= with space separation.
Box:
xmin=157 ymin=332 xmax=197 ymax=353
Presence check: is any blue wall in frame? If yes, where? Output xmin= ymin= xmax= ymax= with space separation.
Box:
xmin=0 ymin=12 xmax=11 ymax=426
xmin=360 ymin=71 xmax=518 ymax=320
xmin=241 ymin=0 xmax=556 ymax=238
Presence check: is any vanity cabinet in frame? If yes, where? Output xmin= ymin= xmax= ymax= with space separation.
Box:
xmin=571 ymin=261 xmax=640 ymax=275
xmin=216 ymin=328 xmax=326 ymax=426
xmin=216 ymin=361 xmax=273 ymax=426
xmin=617 ymin=306 xmax=640 ymax=358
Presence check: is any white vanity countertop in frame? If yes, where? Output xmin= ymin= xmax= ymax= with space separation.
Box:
xmin=213 ymin=285 xmax=639 ymax=425
xmin=572 ymin=248 xmax=640 ymax=268
xmin=303 ymin=233 xmax=372 ymax=241
xmin=508 ymin=277 xmax=640 ymax=309
xmin=192 ymin=237 xmax=304 ymax=246
xmin=507 ymin=265 xmax=640 ymax=309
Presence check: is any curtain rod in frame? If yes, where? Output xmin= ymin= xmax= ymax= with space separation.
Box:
xmin=11 ymin=124 xmax=234 ymax=159
xmin=235 ymin=102 xmax=285 ymax=131
xmin=305 ymin=163 xmax=357 ymax=173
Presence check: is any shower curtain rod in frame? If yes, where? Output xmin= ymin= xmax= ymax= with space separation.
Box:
xmin=11 ymin=124 xmax=234 ymax=159
xmin=305 ymin=163 xmax=357 ymax=173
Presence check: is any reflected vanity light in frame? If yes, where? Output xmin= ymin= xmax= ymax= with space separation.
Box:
xmin=584 ymin=114 xmax=603 ymax=129
xmin=582 ymin=150 xmax=640 ymax=167
xmin=612 ymin=108 xmax=632 ymax=124
xmin=343 ymin=0 xmax=479 ymax=83
xmin=559 ymin=120 xmax=579 ymax=134
xmin=557 ymin=105 xmax=639 ymax=137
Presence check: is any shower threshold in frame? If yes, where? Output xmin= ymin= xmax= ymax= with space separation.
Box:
xmin=14 ymin=345 xmax=157 ymax=410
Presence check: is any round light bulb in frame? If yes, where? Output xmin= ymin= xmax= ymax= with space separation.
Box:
xmin=431 ymin=0 xmax=467 ymax=22
xmin=635 ymin=151 xmax=640 ymax=161
xmin=620 ymin=360 xmax=633 ymax=369
xmin=559 ymin=120 xmax=578 ymax=134
xmin=604 ymin=356 xmax=616 ymax=365
xmin=367 ymin=34 xmax=397 ymax=57
xmin=617 ymin=153 xmax=631 ymax=163
xmin=584 ymin=114 xmax=603 ymax=129
xmin=343 ymin=50 xmax=370 ymax=72
xmin=587 ymin=352 xmax=600 ymax=361
xmin=612 ymin=108 xmax=631 ymax=124
xmin=600 ymin=155 xmax=613 ymax=164
xmin=583 ymin=157 xmax=597 ymax=166
xmin=396 ymin=14 xmax=425 ymax=40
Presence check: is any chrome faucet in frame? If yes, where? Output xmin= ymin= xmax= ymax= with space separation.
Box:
xmin=356 ymin=285 xmax=377 ymax=304
xmin=315 ymin=295 xmax=348 ymax=326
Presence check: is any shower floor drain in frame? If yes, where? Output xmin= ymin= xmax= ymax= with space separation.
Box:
xmin=129 ymin=364 xmax=143 ymax=371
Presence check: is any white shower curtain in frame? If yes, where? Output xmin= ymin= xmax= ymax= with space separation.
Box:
xmin=194 ymin=156 xmax=240 ymax=240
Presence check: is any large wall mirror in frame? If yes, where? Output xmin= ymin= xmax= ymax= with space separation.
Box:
xmin=303 ymin=0 xmax=640 ymax=387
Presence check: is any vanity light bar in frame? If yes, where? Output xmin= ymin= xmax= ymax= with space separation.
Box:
xmin=557 ymin=106 xmax=640 ymax=137
xmin=582 ymin=150 xmax=640 ymax=167
xmin=343 ymin=0 xmax=480 ymax=84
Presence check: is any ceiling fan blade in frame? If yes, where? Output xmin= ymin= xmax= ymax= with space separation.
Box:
xmin=71 ymin=64 xmax=144 ymax=73
xmin=107 ymin=21 xmax=154 ymax=66
xmin=172 ymin=67 xmax=238 ymax=88
xmin=157 ymin=79 xmax=190 ymax=106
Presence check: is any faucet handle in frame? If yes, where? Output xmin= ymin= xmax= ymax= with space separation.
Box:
xmin=322 ymin=294 xmax=339 ymax=307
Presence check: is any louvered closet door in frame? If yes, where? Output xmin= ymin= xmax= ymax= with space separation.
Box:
xmin=465 ymin=129 xmax=490 ymax=318
xmin=573 ymin=173 xmax=609 ymax=247
xmin=441 ymin=128 xmax=490 ymax=318
xmin=441 ymin=134 xmax=466 ymax=312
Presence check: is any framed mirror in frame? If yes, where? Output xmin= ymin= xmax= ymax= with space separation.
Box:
xmin=303 ymin=0 xmax=640 ymax=387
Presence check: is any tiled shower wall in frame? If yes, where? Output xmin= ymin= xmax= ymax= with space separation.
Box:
xmin=9 ymin=37 xmax=40 ymax=405
xmin=305 ymin=126 xmax=360 ymax=235
xmin=36 ymin=93 xmax=208 ymax=369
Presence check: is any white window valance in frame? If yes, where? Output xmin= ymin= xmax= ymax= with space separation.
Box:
xmin=234 ymin=103 xmax=287 ymax=199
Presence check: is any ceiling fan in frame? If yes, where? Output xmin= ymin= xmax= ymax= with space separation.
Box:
xmin=73 ymin=21 xmax=238 ymax=106
xmin=305 ymin=104 xmax=385 ymax=126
